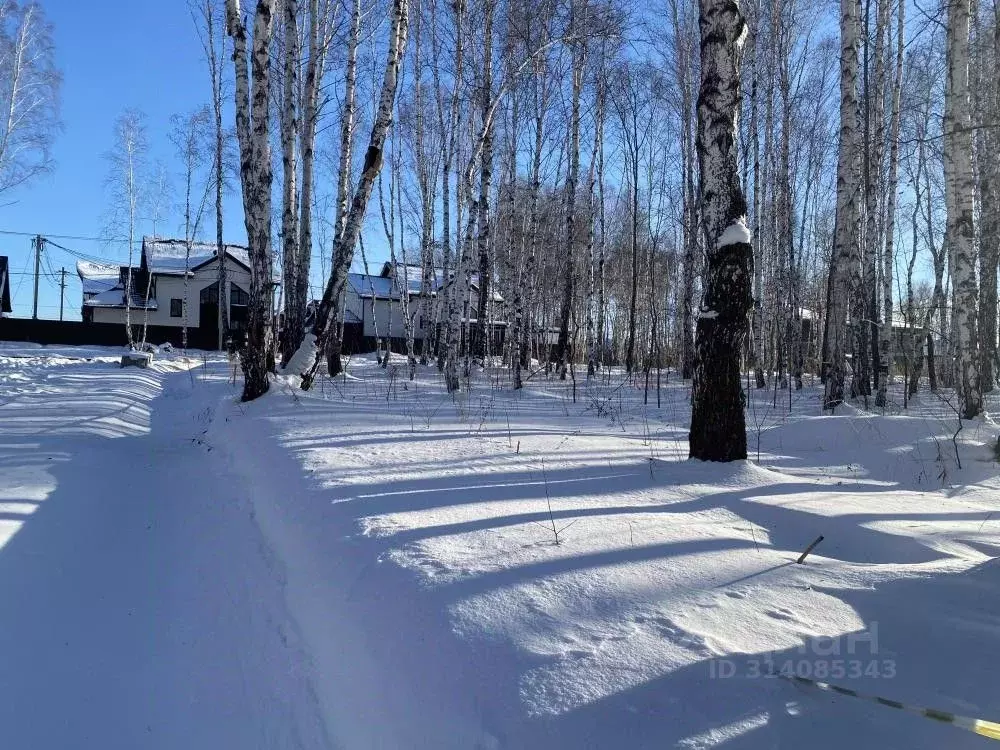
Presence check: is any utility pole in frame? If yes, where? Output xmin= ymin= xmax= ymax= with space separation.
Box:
xmin=59 ymin=267 xmax=66 ymax=321
xmin=31 ymin=235 xmax=43 ymax=319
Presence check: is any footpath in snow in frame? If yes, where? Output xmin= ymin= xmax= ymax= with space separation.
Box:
xmin=0 ymin=346 xmax=329 ymax=749
xmin=2 ymin=346 xmax=999 ymax=749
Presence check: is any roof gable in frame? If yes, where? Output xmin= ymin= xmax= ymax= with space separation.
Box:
xmin=142 ymin=237 xmax=251 ymax=276
xmin=76 ymin=260 xmax=121 ymax=296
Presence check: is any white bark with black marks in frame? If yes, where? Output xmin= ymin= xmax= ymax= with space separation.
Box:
xmin=293 ymin=0 xmax=410 ymax=389
xmin=823 ymin=0 xmax=861 ymax=409
xmin=226 ymin=0 xmax=276 ymax=401
xmin=688 ymin=0 xmax=753 ymax=462
xmin=944 ymin=0 xmax=981 ymax=418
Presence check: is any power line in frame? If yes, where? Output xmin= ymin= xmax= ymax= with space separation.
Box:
xmin=0 ymin=228 xmax=124 ymax=243
xmin=9 ymin=250 xmax=32 ymax=300
xmin=43 ymin=237 xmax=131 ymax=266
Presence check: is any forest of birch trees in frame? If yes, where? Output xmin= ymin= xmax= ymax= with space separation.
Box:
xmin=216 ymin=0 xmax=1000 ymax=447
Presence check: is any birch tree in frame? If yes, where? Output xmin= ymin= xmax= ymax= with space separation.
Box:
xmin=226 ymin=0 xmax=277 ymax=401
xmin=169 ymin=107 xmax=213 ymax=350
xmin=193 ymin=0 xmax=231 ymax=349
xmin=103 ymin=109 xmax=149 ymax=351
xmin=294 ymin=0 xmax=333 ymax=364
xmin=278 ymin=0 xmax=299 ymax=364
xmin=944 ymin=0 xmax=981 ymax=418
xmin=0 ymin=2 xmax=60 ymax=197
xmin=875 ymin=0 xmax=903 ymax=408
xmin=822 ymin=0 xmax=861 ymax=408
xmin=324 ymin=0 xmax=361 ymax=377
xmin=288 ymin=0 xmax=410 ymax=389
xmin=555 ymin=0 xmax=587 ymax=379
xmin=688 ymin=0 xmax=752 ymax=461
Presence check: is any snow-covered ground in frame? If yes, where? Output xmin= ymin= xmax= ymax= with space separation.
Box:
xmin=0 ymin=344 xmax=329 ymax=748
xmin=1 ymin=344 xmax=998 ymax=748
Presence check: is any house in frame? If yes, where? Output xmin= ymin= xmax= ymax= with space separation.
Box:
xmin=78 ymin=237 xmax=259 ymax=347
xmin=0 ymin=256 xmax=11 ymax=315
xmin=342 ymin=262 xmax=506 ymax=354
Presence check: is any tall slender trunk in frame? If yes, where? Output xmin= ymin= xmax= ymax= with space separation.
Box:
xmin=324 ymin=0 xmax=360 ymax=377
xmin=976 ymin=7 xmax=1000 ymax=392
xmin=279 ymin=0 xmax=299 ymax=365
xmin=689 ymin=0 xmax=753 ymax=461
xmin=443 ymin=0 xmax=466 ymax=391
xmin=514 ymin=51 xmax=548 ymax=389
xmin=294 ymin=0 xmax=329 ymax=365
xmin=226 ymin=0 xmax=277 ymax=400
xmin=431 ymin=0 xmax=454 ymax=372
xmin=412 ymin=3 xmax=434 ymax=366
xmin=876 ymin=0 xmax=903 ymax=407
xmin=556 ymin=0 xmax=584 ymax=379
xmin=625 ymin=107 xmax=640 ymax=374
xmin=204 ymin=2 xmax=229 ymax=350
xmin=474 ymin=0 xmax=496 ymax=363
xmin=289 ymin=0 xmax=409 ymax=388
xmin=944 ymin=0 xmax=981 ymax=417
xmin=586 ymin=77 xmax=603 ymax=378
xmin=748 ymin=0 xmax=765 ymax=388
xmin=823 ymin=0 xmax=861 ymax=409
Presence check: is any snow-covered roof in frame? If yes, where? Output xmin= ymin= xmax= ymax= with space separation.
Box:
xmin=393 ymin=264 xmax=448 ymax=294
xmin=351 ymin=265 xmax=504 ymax=303
xmin=82 ymin=284 xmax=157 ymax=310
xmin=348 ymin=273 xmax=397 ymax=299
xmin=143 ymin=237 xmax=251 ymax=276
xmin=76 ymin=261 xmax=121 ymax=296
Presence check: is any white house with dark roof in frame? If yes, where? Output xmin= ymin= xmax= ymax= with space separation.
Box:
xmin=342 ymin=262 xmax=505 ymax=353
xmin=78 ymin=237 xmax=256 ymax=338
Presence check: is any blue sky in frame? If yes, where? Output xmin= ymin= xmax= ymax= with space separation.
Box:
xmin=2 ymin=1 xmax=245 ymax=319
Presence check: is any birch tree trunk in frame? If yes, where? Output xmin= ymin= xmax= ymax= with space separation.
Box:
xmin=944 ymin=0 xmax=981 ymax=418
xmin=226 ymin=0 xmax=277 ymax=401
xmin=279 ymin=0 xmax=299 ymax=365
xmin=586 ymin=76 xmax=603 ymax=378
xmin=860 ymin=0 xmax=888 ymax=400
xmin=412 ymin=1 xmax=436 ymax=367
xmin=556 ymin=0 xmax=585 ymax=379
xmin=823 ymin=0 xmax=861 ymax=409
xmin=875 ymin=0 xmax=903 ymax=408
xmin=976 ymin=7 xmax=1000 ymax=392
xmin=209 ymin=3 xmax=229 ymax=350
xmin=324 ymin=0 xmax=360 ymax=377
xmin=473 ymin=0 xmax=496 ymax=363
xmin=290 ymin=0 xmax=409 ymax=389
xmin=195 ymin=0 xmax=229 ymax=350
xmin=442 ymin=0 xmax=466 ymax=391
xmin=513 ymin=48 xmax=549 ymax=389
xmin=688 ymin=0 xmax=752 ymax=462
xmin=291 ymin=0 xmax=330 ymax=365
xmin=748 ymin=0 xmax=765 ymax=388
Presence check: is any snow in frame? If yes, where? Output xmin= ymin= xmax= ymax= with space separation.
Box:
xmin=717 ymin=218 xmax=753 ymax=248
xmin=82 ymin=284 xmax=158 ymax=310
xmin=0 ymin=345 xmax=328 ymax=748
xmin=76 ymin=260 xmax=120 ymax=295
xmin=143 ymin=236 xmax=250 ymax=275
xmin=282 ymin=332 xmax=317 ymax=375
xmin=1 ymin=348 xmax=999 ymax=749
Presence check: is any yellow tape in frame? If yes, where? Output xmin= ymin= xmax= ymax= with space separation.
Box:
xmin=977 ymin=721 xmax=1000 ymax=741
xmin=785 ymin=675 xmax=1000 ymax=742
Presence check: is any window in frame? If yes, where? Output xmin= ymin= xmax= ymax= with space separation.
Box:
xmin=230 ymin=285 xmax=249 ymax=306
xmin=170 ymin=298 xmax=183 ymax=318
xmin=230 ymin=284 xmax=249 ymax=328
